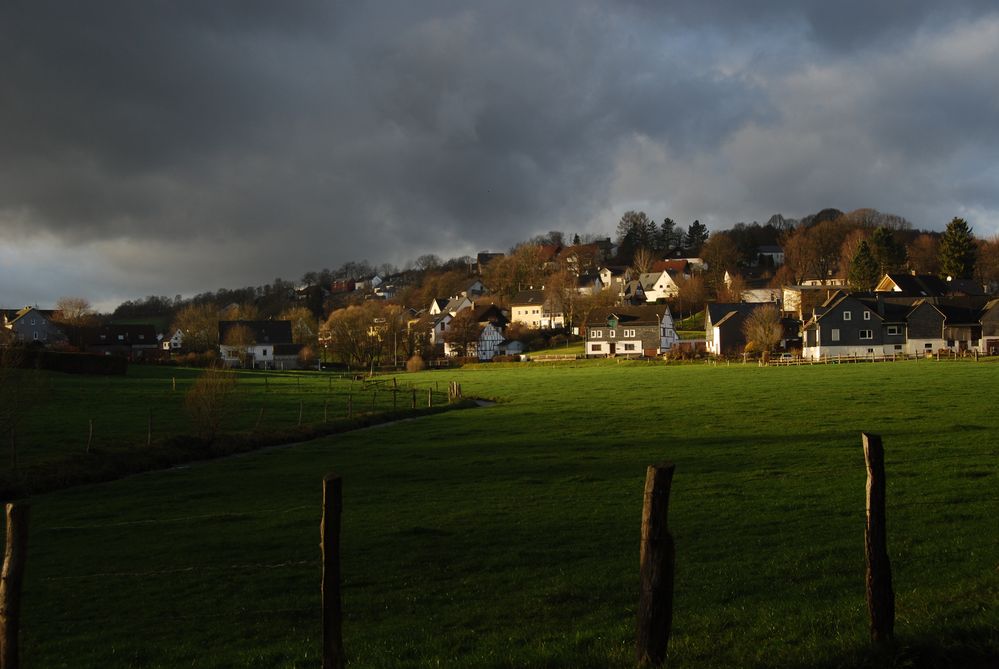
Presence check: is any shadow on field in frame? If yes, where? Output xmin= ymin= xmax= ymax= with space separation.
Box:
xmin=786 ymin=626 xmax=997 ymax=669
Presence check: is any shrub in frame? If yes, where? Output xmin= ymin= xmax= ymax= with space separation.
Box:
xmin=406 ymin=354 xmax=426 ymax=373
xmin=184 ymin=366 xmax=238 ymax=441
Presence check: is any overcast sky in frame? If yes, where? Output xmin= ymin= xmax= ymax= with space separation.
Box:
xmin=2 ymin=1 xmax=998 ymax=311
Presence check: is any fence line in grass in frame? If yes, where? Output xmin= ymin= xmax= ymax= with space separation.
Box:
xmin=4 ymin=432 xmax=934 ymax=666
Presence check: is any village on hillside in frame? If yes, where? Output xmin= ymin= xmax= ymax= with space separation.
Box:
xmin=3 ymin=209 xmax=999 ymax=368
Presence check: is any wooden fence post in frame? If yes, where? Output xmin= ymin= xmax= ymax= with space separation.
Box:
xmin=321 ymin=475 xmax=345 ymax=669
xmin=172 ymin=376 xmax=176 ymax=392
xmin=411 ymin=388 xmax=416 ymax=409
xmin=0 ymin=503 xmax=29 ymax=669
xmin=298 ymin=401 xmax=304 ymax=426
xmin=427 ymin=388 xmax=433 ymax=408
xmin=347 ymin=395 xmax=353 ymax=419
xmin=862 ymin=433 xmax=894 ymax=643
xmin=637 ymin=463 xmax=675 ymax=667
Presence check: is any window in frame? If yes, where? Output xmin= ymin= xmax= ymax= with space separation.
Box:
xmin=831 ymin=328 xmax=840 ymax=342
xmin=609 ymin=330 xmax=616 ymax=338
xmin=867 ymin=348 xmax=875 ymax=353
xmin=925 ymin=343 xmax=933 ymax=349
xmin=589 ymin=343 xmax=602 ymax=352
xmin=859 ymin=329 xmax=873 ymax=340
xmin=894 ymin=344 xmax=902 ymax=351
xmin=843 ymin=311 xmax=852 ymax=321
xmin=887 ymin=325 xmax=900 ymax=335
xmin=33 ymin=331 xmax=38 ymax=340
xmin=863 ymin=311 xmax=871 ymax=320
xmin=592 ymin=330 xmax=602 ymax=338
xmin=262 ymin=349 xmax=268 ymax=356
xmin=623 ymin=343 xmax=635 ymax=351
xmin=624 ymin=329 xmax=636 ymax=337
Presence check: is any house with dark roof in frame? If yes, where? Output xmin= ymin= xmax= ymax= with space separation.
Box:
xmin=510 ymin=289 xmax=564 ymax=329
xmin=2 ymin=306 xmax=65 ymax=346
xmin=86 ymin=324 xmax=159 ymax=359
xmin=875 ymin=273 xmax=986 ymax=297
xmin=585 ymin=305 xmax=678 ymax=357
xmin=219 ymin=320 xmax=299 ymax=369
xmin=981 ymin=299 xmax=999 ymax=353
xmin=705 ymin=303 xmax=759 ymax=355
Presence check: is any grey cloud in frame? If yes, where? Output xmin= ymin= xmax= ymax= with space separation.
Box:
xmin=1 ymin=1 xmax=999 ymax=308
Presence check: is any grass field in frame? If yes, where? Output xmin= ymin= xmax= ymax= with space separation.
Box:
xmin=10 ymin=360 xmax=999 ymax=667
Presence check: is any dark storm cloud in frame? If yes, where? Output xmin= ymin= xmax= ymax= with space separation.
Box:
xmin=1 ymin=1 xmax=998 ymax=307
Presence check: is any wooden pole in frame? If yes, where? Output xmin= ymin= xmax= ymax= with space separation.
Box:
xmin=862 ymin=433 xmax=895 ymax=643
xmin=427 ymin=387 xmax=433 ymax=408
xmin=265 ymin=376 xmax=270 ymax=392
xmin=321 ymin=475 xmax=345 ymax=669
xmin=0 ymin=503 xmax=29 ymax=669
xmin=636 ymin=463 xmax=676 ymax=667
xmin=172 ymin=376 xmax=176 ymax=392
xmin=298 ymin=400 xmax=304 ymax=426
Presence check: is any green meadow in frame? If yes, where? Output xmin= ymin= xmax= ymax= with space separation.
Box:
xmin=9 ymin=360 xmax=999 ymax=667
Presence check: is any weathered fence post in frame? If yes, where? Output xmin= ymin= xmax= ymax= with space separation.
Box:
xmin=427 ymin=388 xmax=433 ymax=408
xmin=347 ymin=395 xmax=353 ymax=419
xmin=265 ymin=376 xmax=270 ymax=392
xmin=862 ymin=433 xmax=894 ymax=643
xmin=321 ymin=475 xmax=345 ymax=669
xmin=298 ymin=400 xmax=304 ymax=426
xmin=637 ymin=463 xmax=676 ymax=667
xmin=1 ymin=503 xmax=29 ymax=669
xmin=172 ymin=376 xmax=176 ymax=392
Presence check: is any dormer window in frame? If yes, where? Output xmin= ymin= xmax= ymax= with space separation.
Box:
xmin=863 ymin=311 xmax=871 ymax=320
xmin=843 ymin=311 xmax=852 ymax=321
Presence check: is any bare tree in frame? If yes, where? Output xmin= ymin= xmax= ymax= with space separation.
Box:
xmin=632 ymin=247 xmax=656 ymax=275
xmin=324 ymin=302 xmax=388 ymax=369
xmin=184 ymin=366 xmax=239 ymax=441
xmin=443 ymin=309 xmax=480 ymax=357
xmin=742 ymin=304 xmax=783 ymax=358
xmin=53 ymin=297 xmax=95 ymax=326
xmin=171 ymin=303 xmax=220 ymax=352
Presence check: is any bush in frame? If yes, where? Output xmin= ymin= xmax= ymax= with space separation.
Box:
xmin=184 ymin=366 xmax=238 ymax=441
xmin=406 ymin=354 xmax=426 ymax=373
xmin=490 ymin=355 xmax=521 ymax=363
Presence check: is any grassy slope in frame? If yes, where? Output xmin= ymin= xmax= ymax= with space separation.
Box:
xmin=16 ymin=361 xmax=999 ymax=668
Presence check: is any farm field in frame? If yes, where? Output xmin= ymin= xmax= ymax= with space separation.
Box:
xmin=11 ymin=360 xmax=999 ymax=668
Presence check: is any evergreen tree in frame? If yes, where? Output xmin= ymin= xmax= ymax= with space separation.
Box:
xmin=869 ymin=226 xmax=906 ymax=275
xmin=848 ymin=240 xmax=880 ymax=291
xmin=684 ymin=220 xmax=709 ymax=255
xmin=938 ymin=217 xmax=977 ymax=279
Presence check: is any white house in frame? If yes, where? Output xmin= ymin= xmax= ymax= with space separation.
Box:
xmin=639 ymin=271 xmax=681 ymax=302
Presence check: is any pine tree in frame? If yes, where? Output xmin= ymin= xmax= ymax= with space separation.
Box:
xmin=938 ymin=217 xmax=977 ymax=279
xmin=685 ymin=220 xmax=709 ymax=255
xmin=869 ymin=226 xmax=906 ymax=274
xmin=848 ymin=240 xmax=880 ymax=291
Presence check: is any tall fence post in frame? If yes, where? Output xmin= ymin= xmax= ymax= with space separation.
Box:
xmin=1 ymin=503 xmax=29 ymax=669
xmin=862 ymin=433 xmax=895 ymax=643
xmin=321 ymin=475 xmax=345 ymax=669
xmin=427 ymin=388 xmax=433 ymax=408
xmin=637 ymin=463 xmax=675 ymax=667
